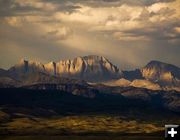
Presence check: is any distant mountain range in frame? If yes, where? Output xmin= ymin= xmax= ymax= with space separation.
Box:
xmin=7 ymin=55 xmax=120 ymax=81
xmin=0 ymin=55 xmax=180 ymax=119
xmin=106 ymin=60 xmax=180 ymax=91
xmin=0 ymin=55 xmax=180 ymax=91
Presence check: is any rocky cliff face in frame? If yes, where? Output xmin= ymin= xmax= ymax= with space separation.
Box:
xmin=1 ymin=56 xmax=180 ymax=91
xmin=141 ymin=60 xmax=180 ymax=86
xmin=130 ymin=79 xmax=161 ymax=90
xmin=104 ymin=60 xmax=180 ymax=91
xmin=54 ymin=55 xmax=120 ymax=81
xmin=8 ymin=59 xmax=45 ymax=80
xmin=7 ymin=55 xmax=121 ymax=82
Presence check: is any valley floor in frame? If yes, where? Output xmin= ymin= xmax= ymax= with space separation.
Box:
xmin=0 ymin=115 xmax=165 ymax=135
xmin=0 ymin=136 xmax=164 ymax=140
xmin=0 ymin=88 xmax=179 ymax=138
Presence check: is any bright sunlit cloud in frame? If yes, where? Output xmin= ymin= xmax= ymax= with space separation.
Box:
xmin=0 ymin=0 xmax=179 ymax=69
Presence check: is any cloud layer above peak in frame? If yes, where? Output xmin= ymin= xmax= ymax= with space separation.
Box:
xmin=0 ymin=0 xmax=179 ymax=69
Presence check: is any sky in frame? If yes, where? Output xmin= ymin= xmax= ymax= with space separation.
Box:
xmin=0 ymin=0 xmax=180 ymax=70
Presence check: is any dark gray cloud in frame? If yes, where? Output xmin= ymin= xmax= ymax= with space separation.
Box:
xmin=41 ymin=0 xmax=175 ymax=7
xmin=0 ymin=0 xmax=43 ymax=17
xmin=0 ymin=0 xmax=81 ymax=18
xmin=94 ymin=4 xmax=180 ymax=41
xmin=0 ymin=0 xmax=179 ymax=70
xmin=102 ymin=0 xmax=175 ymax=5
xmin=56 ymin=5 xmax=82 ymax=13
xmin=117 ymin=21 xmax=180 ymax=41
xmin=0 ymin=0 xmax=175 ymax=18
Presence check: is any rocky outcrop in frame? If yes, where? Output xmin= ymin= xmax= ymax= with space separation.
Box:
xmin=130 ymin=79 xmax=161 ymax=90
xmin=141 ymin=61 xmax=180 ymax=83
xmin=6 ymin=55 xmax=121 ymax=82
xmin=105 ymin=60 xmax=180 ymax=91
xmin=103 ymin=78 xmax=131 ymax=87
xmin=1 ymin=56 xmax=180 ymax=91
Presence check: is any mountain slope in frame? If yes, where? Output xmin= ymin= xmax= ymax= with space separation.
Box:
xmin=141 ymin=60 xmax=180 ymax=86
xmin=102 ymin=79 xmax=161 ymax=90
xmin=107 ymin=60 xmax=180 ymax=91
xmin=8 ymin=59 xmax=45 ymax=80
xmin=103 ymin=78 xmax=131 ymax=87
xmin=122 ymin=69 xmax=143 ymax=81
xmin=130 ymin=79 xmax=161 ymax=90
xmin=7 ymin=55 xmax=121 ymax=82
xmin=0 ymin=56 xmax=180 ymax=91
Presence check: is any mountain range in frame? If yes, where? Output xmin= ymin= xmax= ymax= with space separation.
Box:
xmin=0 ymin=55 xmax=180 ymax=135
xmin=0 ymin=55 xmax=179 ymax=91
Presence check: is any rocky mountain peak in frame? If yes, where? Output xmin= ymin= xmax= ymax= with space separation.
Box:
xmin=19 ymin=58 xmax=28 ymax=65
xmin=141 ymin=60 xmax=180 ymax=84
xmin=82 ymin=55 xmax=110 ymax=65
xmin=145 ymin=60 xmax=172 ymax=70
xmin=1 ymin=56 xmax=180 ymax=91
xmin=144 ymin=60 xmax=179 ymax=70
xmin=82 ymin=55 xmax=118 ymax=71
xmin=9 ymin=59 xmax=45 ymax=76
xmin=55 ymin=55 xmax=120 ymax=81
xmin=7 ymin=55 xmax=121 ymax=82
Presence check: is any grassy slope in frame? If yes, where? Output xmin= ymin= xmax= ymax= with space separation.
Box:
xmin=0 ymin=113 xmax=176 ymax=136
xmin=0 ymin=136 xmax=164 ymax=140
xmin=0 ymin=114 xmax=164 ymax=135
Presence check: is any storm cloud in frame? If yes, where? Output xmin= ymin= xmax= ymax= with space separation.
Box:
xmin=0 ymin=0 xmax=179 ymax=70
